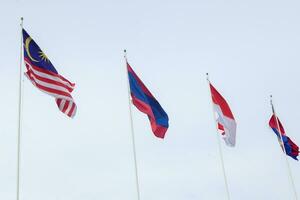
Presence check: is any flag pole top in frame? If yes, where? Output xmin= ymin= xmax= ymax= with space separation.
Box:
xmin=270 ymin=94 xmax=276 ymax=113
xmin=20 ymin=17 xmax=24 ymax=27
xmin=270 ymin=95 xmax=273 ymax=105
xmin=206 ymin=73 xmax=210 ymax=82
xmin=124 ymin=49 xmax=127 ymax=60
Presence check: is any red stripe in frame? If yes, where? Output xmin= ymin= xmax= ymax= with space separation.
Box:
xmin=27 ymin=73 xmax=72 ymax=98
xmin=25 ymin=63 xmax=31 ymax=71
xmin=67 ymin=103 xmax=76 ymax=117
xmin=218 ymin=123 xmax=225 ymax=135
xmin=56 ymin=99 xmax=62 ymax=107
xmin=218 ymin=123 xmax=224 ymax=131
xmin=131 ymin=94 xmax=154 ymax=119
xmin=148 ymin=120 xmax=168 ymax=138
xmin=62 ymin=101 xmax=70 ymax=113
xmin=27 ymin=68 xmax=74 ymax=92
xmin=131 ymin=95 xmax=167 ymax=138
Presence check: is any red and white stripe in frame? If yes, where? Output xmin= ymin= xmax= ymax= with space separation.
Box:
xmin=24 ymin=58 xmax=77 ymax=118
xmin=210 ymin=83 xmax=236 ymax=147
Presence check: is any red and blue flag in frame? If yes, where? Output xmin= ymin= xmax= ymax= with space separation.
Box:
xmin=22 ymin=29 xmax=77 ymax=118
xmin=127 ymin=62 xmax=169 ymax=138
xmin=269 ymin=115 xmax=299 ymax=160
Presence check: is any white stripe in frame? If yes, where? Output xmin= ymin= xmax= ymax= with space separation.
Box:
xmin=56 ymin=99 xmax=61 ymax=107
xmin=64 ymin=101 xmax=73 ymax=114
xmin=59 ymin=99 xmax=66 ymax=111
xmin=25 ymin=61 xmax=74 ymax=90
xmin=213 ymin=104 xmax=237 ymax=147
xmin=70 ymin=104 xmax=77 ymax=118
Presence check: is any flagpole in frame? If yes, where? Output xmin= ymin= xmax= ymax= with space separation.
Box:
xmin=16 ymin=17 xmax=24 ymax=200
xmin=123 ymin=50 xmax=141 ymax=200
xmin=206 ymin=73 xmax=231 ymax=200
xmin=270 ymin=95 xmax=298 ymax=200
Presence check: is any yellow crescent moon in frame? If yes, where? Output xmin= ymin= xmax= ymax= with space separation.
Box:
xmin=25 ymin=37 xmax=39 ymax=62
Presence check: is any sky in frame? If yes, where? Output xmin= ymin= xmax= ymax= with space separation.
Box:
xmin=0 ymin=0 xmax=300 ymax=199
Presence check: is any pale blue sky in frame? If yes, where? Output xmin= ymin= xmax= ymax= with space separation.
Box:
xmin=0 ymin=0 xmax=300 ymax=199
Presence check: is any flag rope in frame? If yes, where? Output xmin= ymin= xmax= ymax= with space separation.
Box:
xmin=270 ymin=95 xmax=298 ymax=200
xmin=124 ymin=50 xmax=141 ymax=200
xmin=206 ymin=73 xmax=231 ymax=200
xmin=16 ymin=17 xmax=24 ymax=200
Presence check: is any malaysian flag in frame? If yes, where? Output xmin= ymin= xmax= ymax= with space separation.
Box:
xmin=22 ymin=29 xmax=77 ymax=118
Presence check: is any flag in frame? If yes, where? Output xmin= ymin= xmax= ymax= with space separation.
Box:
xmin=127 ymin=62 xmax=169 ymax=138
xmin=209 ymin=83 xmax=236 ymax=147
xmin=22 ymin=29 xmax=77 ymax=118
xmin=269 ymin=115 xmax=299 ymax=160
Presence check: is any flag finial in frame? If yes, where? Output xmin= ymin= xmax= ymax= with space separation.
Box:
xmin=270 ymin=95 xmax=273 ymax=105
xmin=20 ymin=17 xmax=23 ymax=27
xmin=124 ymin=49 xmax=127 ymax=60
xmin=270 ymin=95 xmax=276 ymax=114
xmin=206 ymin=73 xmax=210 ymax=82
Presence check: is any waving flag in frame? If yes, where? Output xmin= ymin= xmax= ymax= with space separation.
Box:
xmin=209 ymin=83 xmax=236 ymax=147
xmin=127 ymin=62 xmax=169 ymax=138
xmin=269 ymin=115 xmax=299 ymax=160
xmin=22 ymin=29 xmax=77 ymax=118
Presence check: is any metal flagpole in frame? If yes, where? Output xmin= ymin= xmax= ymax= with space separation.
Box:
xmin=206 ymin=73 xmax=231 ymax=200
xmin=123 ymin=50 xmax=141 ymax=200
xmin=16 ymin=17 xmax=24 ymax=200
xmin=270 ymin=95 xmax=298 ymax=200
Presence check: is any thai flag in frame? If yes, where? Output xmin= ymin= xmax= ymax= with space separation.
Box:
xmin=269 ymin=115 xmax=299 ymax=160
xmin=209 ymin=83 xmax=236 ymax=147
xmin=127 ymin=62 xmax=169 ymax=138
xmin=22 ymin=29 xmax=77 ymax=118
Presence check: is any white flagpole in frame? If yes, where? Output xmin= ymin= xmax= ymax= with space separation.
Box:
xmin=123 ymin=50 xmax=141 ymax=200
xmin=270 ymin=95 xmax=298 ymax=200
xmin=206 ymin=73 xmax=231 ymax=200
xmin=16 ymin=17 xmax=24 ymax=200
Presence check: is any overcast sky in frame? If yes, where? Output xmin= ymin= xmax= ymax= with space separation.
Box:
xmin=0 ymin=0 xmax=300 ymax=200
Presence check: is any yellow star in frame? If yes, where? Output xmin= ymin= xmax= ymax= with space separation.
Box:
xmin=39 ymin=51 xmax=49 ymax=62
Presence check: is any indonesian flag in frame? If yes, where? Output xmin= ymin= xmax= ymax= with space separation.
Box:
xmin=209 ymin=83 xmax=237 ymax=147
